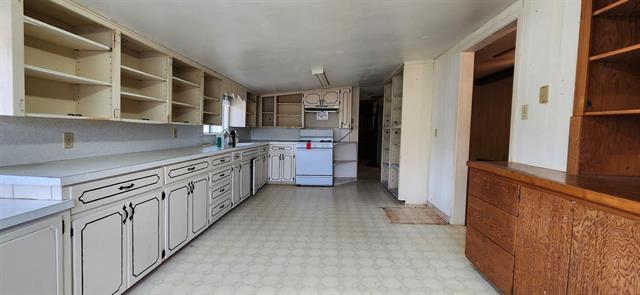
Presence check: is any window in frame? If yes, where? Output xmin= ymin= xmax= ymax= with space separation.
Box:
xmin=202 ymin=98 xmax=231 ymax=135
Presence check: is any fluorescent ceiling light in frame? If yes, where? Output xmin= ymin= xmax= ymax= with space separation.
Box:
xmin=312 ymin=66 xmax=330 ymax=88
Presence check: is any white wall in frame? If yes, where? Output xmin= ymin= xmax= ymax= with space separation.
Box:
xmin=427 ymin=0 xmax=581 ymax=223
xmin=0 ymin=116 xmax=208 ymax=167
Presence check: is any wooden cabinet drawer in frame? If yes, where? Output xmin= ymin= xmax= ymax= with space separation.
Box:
xmin=468 ymin=169 xmax=520 ymax=216
xmin=210 ymin=167 xmax=232 ymax=185
xmin=232 ymin=152 xmax=241 ymax=162
xmin=241 ymin=148 xmax=259 ymax=159
xmin=209 ymin=193 xmax=231 ymax=223
xmin=466 ymin=227 xmax=514 ymax=294
xmin=165 ymin=158 xmax=210 ymax=184
xmin=210 ymin=181 xmax=231 ymax=202
xmin=69 ymin=168 xmax=163 ymax=214
xmin=270 ymin=145 xmax=294 ymax=153
xmin=211 ymin=154 xmax=232 ymax=167
xmin=260 ymin=146 xmax=269 ymax=154
xmin=467 ymin=196 xmax=517 ymax=254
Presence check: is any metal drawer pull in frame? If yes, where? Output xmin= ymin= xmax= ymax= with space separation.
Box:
xmin=219 ymin=204 xmax=226 ymax=209
xmin=118 ymin=183 xmax=135 ymax=190
xmin=220 ymin=159 xmax=226 ymax=162
xmin=219 ymin=188 xmax=225 ymax=193
xmin=219 ymin=173 xmax=225 ymax=177
xmin=122 ymin=205 xmax=128 ymax=224
xmin=187 ymin=167 xmax=196 ymax=171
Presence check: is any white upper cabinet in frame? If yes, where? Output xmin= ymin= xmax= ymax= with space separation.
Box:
xmin=303 ymin=91 xmax=322 ymax=106
xmin=321 ymin=89 xmax=340 ymax=106
xmin=339 ymin=88 xmax=352 ymax=129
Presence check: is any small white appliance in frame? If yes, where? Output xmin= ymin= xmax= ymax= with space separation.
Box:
xmin=295 ymin=129 xmax=334 ymax=186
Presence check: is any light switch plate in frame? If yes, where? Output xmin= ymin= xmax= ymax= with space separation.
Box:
xmin=521 ymin=104 xmax=529 ymax=120
xmin=434 ymin=128 xmax=438 ymax=138
xmin=63 ymin=132 xmax=74 ymax=149
xmin=539 ymin=85 xmax=549 ymax=104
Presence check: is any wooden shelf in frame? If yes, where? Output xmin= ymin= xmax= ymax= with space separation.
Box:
xmin=172 ymin=76 xmax=199 ymax=88
xmin=25 ymin=65 xmax=111 ymax=86
xmin=121 ymin=91 xmax=166 ymax=103
xmin=593 ymin=0 xmax=640 ymax=16
xmin=23 ymin=16 xmax=110 ymax=51
xmin=590 ymin=44 xmax=640 ymax=62
xmin=25 ymin=113 xmax=104 ymax=120
xmin=172 ymin=101 xmax=199 ymax=108
xmin=584 ymin=109 xmax=640 ymax=116
xmin=277 ymin=114 xmax=301 ymax=117
xmin=203 ymin=95 xmax=219 ymax=101
xmin=278 ymin=102 xmax=301 ymax=105
xmin=334 ymin=160 xmax=357 ymax=164
xmin=121 ymin=118 xmax=165 ymax=124
xmin=121 ymin=65 xmax=166 ymax=82
xmin=203 ymin=111 xmax=219 ymax=115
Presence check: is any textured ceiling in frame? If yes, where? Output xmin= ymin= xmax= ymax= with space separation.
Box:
xmin=78 ymin=0 xmax=514 ymax=93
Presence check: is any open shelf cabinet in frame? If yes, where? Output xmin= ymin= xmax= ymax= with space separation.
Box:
xmin=202 ymin=73 xmax=222 ymax=125
xmin=260 ymin=96 xmax=276 ymax=127
xmin=170 ymin=58 xmax=202 ymax=124
xmin=246 ymin=92 xmax=258 ymax=127
xmin=276 ymin=93 xmax=303 ymax=128
xmin=569 ymin=0 xmax=640 ymax=176
xmin=22 ymin=0 xmax=115 ymax=119
xmin=119 ymin=33 xmax=169 ymax=123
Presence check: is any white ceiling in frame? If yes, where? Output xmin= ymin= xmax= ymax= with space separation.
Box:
xmin=78 ymin=0 xmax=514 ymax=94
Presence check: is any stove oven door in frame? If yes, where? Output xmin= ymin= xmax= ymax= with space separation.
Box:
xmin=295 ymin=148 xmax=333 ymax=177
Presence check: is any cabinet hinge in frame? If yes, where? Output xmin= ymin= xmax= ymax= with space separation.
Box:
xmin=62 ymin=220 xmax=65 ymax=234
xmin=161 ymin=192 xmax=166 ymax=200
xmin=161 ymin=249 xmax=166 ymax=259
xmin=70 ymin=227 xmax=74 ymax=237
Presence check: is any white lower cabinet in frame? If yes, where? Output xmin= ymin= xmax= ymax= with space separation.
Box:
xmin=282 ymin=154 xmax=295 ymax=182
xmin=190 ymin=175 xmax=209 ymax=236
xmin=164 ymin=183 xmax=189 ymax=257
xmin=268 ymin=152 xmax=296 ymax=184
xmin=269 ymin=154 xmax=282 ymax=182
xmin=127 ymin=191 xmax=163 ymax=286
xmin=231 ymin=163 xmax=241 ymax=206
xmin=241 ymin=160 xmax=252 ymax=201
xmin=72 ymin=202 xmax=127 ymax=295
xmin=262 ymin=156 xmax=269 ymax=186
xmin=0 ymin=213 xmax=67 ymax=295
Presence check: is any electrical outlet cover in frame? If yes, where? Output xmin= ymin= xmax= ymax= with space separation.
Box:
xmin=63 ymin=132 xmax=74 ymax=149
xmin=521 ymin=104 xmax=529 ymax=120
xmin=539 ymin=85 xmax=549 ymax=104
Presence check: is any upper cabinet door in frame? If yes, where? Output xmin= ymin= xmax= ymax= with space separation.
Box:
xmin=72 ymin=203 xmax=127 ymax=295
xmin=339 ymin=88 xmax=352 ymax=128
xmin=321 ymin=89 xmax=340 ymax=106
xmin=127 ymin=191 xmax=162 ymax=287
xmin=303 ymin=92 xmax=321 ymax=106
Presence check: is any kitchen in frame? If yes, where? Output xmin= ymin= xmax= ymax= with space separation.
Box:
xmin=1 ymin=0 xmax=640 ymax=294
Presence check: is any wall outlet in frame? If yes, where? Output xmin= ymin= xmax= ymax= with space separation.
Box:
xmin=539 ymin=85 xmax=549 ymax=104
xmin=521 ymin=104 xmax=529 ymax=120
xmin=63 ymin=132 xmax=74 ymax=149
xmin=434 ymin=128 xmax=438 ymax=138
xmin=171 ymin=128 xmax=177 ymax=138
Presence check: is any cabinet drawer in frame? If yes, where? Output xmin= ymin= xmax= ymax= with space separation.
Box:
xmin=211 ymin=154 xmax=232 ymax=167
xmin=466 ymin=227 xmax=514 ymax=295
xmin=241 ymin=148 xmax=259 ymax=159
xmin=209 ymin=193 xmax=231 ymax=223
xmin=210 ymin=181 xmax=231 ymax=202
xmin=468 ymin=169 xmax=520 ymax=216
xmin=69 ymin=168 xmax=163 ymax=213
xmin=270 ymin=145 xmax=294 ymax=152
xmin=165 ymin=158 xmax=210 ymax=184
xmin=260 ymin=146 xmax=269 ymax=154
xmin=232 ymin=152 xmax=241 ymax=162
xmin=467 ymin=196 xmax=517 ymax=254
xmin=210 ymin=167 xmax=232 ymax=185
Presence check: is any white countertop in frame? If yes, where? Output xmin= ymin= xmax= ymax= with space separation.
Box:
xmin=0 ymin=199 xmax=74 ymax=231
xmin=0 ymin=143 xmax=268 ymax=187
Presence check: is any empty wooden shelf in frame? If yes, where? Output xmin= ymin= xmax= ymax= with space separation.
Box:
xmin=172 ymin=76 xmax=200 ymax=88
xmin=23 ymin=16 xmax=110 ymax=51
xmin=25 ymin=65 xmax=111 ymax=86
xmin=121 ymin=91 xmax=165 ymax=103
xmin=589 ymin=44 xmax=640 ymax=62
xmin=121 ymin=65 xmax=166 ymax=82
xmin=593 ymin=0 xmax=640 ymax=16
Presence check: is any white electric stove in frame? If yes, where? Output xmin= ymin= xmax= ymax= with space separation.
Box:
xmin=295 ymin=129 xmax=334 ymax=186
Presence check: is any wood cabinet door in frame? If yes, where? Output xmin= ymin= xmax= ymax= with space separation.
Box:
xmin=321 ymin=89 xmax=340 ymax=106
xmin=303 ymin=92 xmax=321 ymax=106
xmin=269 ymin=154 xmax=282 ymax=182
xmin=241 ymin=161 xmax=252 ymax=200
xmin=127 ymin=191 xmax=162 ymax=286
xmin=232 ymin=163 xmax=242 ymax=205
xmin=190 ymin=175 xmax=209 ymax=236
xmin=164 ymin=182 xmax=189 ymax=257
xmin=282 ymin=154 xmax=295 ymax=182
xmin=514 ymin=186 xmax=575 ymax=295
xmin=0 ymin=214 xmax=64 ymax=295
xmin=568 ymin=204 xmax=640 ymax=294
xmin=72 ymin=203 xmax=126 ymax=295
xmin=339 ymin=88 xmax=352 ymax=128
xmin=262 ymin=156 xmax=269 ymax=186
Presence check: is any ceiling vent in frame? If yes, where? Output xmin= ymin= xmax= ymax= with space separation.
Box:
xmin=312 ymin=66 xmax=330 ymax=88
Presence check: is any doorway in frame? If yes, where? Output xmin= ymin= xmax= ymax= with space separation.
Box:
xmin=468 ymin=29 xmax=517 ymax=162
xmin=358 ymin=92 xmax=384 ymax=180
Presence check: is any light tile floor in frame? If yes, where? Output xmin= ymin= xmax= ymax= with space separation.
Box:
xmin=127 ymin=181 xmax=497 ymax=295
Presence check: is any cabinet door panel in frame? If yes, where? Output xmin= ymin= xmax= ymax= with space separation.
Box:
xmin=568 ymin=205 xmax=640 ymax=294
xmin=269 ymin=154 xmax=282 ymax=182
xmin=191 ymin=176 xmax=209 ymax=235
xmin=0 ymin=215 xmax=64 ymax=295
xmin=241 ymin=161 xmax=252 ymax=200
xmin=465 ymin=227 xmax=514 ymax=294
xmin=165 ymin=184 xmax=189 ymax=256
xmin=262 ymin=157 xmax=269 ymax=186
xmin=282 ymin=154 xmax=295 ymax=182
xmin=321 ymin=89 xmax=340 ymax=106
xmin=514 ymin=186 xmax=574 ymax=295
xmin=73 ymin=204 xmax=126 ymax=295
xmin=303 ymin=92 xmax=321 ymax=106
xmin=232 ymin=164 xmax=241 ymax=206
xmin=128 ymin=191 xmax=162 ymax=286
